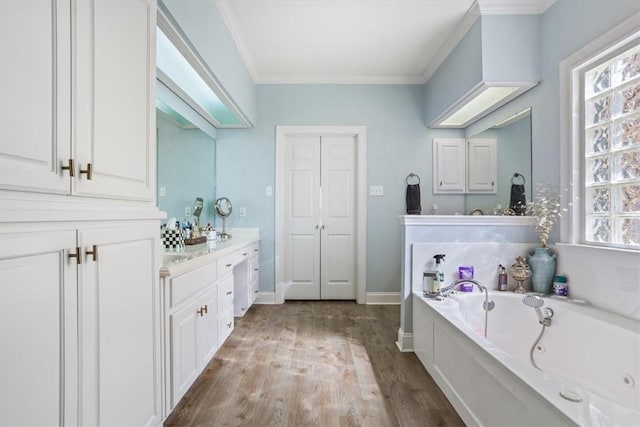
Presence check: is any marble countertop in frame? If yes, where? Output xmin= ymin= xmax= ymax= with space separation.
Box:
xmin=160 ymin=228 xmax=259 ymax=277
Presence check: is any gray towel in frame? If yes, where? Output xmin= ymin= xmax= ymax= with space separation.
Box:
xmin=406 ymin=184 xmax=421 ymax=215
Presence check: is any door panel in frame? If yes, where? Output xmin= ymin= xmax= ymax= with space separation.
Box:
xmin=74 ymin=0 xmax=155 ymax=201
xmin=321 ymin=136 xmax=355 ymax=299
xmin=0 ymin=229 xmax=77 ymax=426
xmin=79 ymin=224 xmax=161 ymax=426
xmin=0 ymin=0 xmax=70 ymax=194
xmin=284 ymin=135 xmax=320 ymax=299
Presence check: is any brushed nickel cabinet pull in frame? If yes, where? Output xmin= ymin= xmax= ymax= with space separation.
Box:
xmin=227 ymin=322 xmax=232 ymax=328
xmin=226 ymin=263 xmax=232 ymax=268
xmin=86 ymin=245 xmax=98 ymax=262
xmin=68 ymin=247 xmax=81 ymax=264
xmin=79 ymin=163 xmax=92 ymax=180
xmin=203 ymin=304 xmax=208 ymax=314
xmin=226 ymin=290 xmax=232 ymax=295
xmin=242 ymin=252 xmax=247 ymax=256
xmin=61 ymin=159 xmax=75 ymax=177
xmin=197 ymin=307 xmax=204 ymax=317
xmin=253 ymin=248 xmax=258 ymax=252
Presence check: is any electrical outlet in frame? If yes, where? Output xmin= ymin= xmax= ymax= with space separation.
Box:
xmin=369 ymin=186 xmax=384 ymax=196
xmin=185 ymin=206 xmax=191 ymax=217
xmin=159 ymin=186 xmax=166 ymax=197
xmin=266 ymin=186 xmax=273 ymax=197
xmin=239 ymin=207 xmax=247 ymax=217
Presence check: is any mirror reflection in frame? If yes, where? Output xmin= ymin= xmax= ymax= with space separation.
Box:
xmin=156 ymin=110 xmax=217 ymax=226
xmin=464 ymin=108 xmax=532 ymax=215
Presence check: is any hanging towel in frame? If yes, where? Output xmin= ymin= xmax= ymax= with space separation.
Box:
xmin=509 ymin=184 xmax=526 ymax=215
xmin=406 ymin=184 xmax=421 ymax=215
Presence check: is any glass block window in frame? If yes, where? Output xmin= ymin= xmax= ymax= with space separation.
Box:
xmin=583 ymin=44 xmax=640 ymax=247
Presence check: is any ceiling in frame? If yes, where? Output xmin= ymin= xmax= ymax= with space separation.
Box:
xmin=215 ymin=0 xmax=555 ymax=84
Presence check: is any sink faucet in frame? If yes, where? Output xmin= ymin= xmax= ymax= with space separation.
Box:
xmin=441 ymin=279 xmax=495 ymax=312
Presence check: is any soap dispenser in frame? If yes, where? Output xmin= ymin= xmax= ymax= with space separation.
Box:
xmin=433 ymin=254 xmax=446 ymax=292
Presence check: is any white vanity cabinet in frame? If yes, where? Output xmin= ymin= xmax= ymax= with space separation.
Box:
xmin=0 ymin=0 xmax=156 ymax=202
xmin=0 ymin=221 xmax=163 ymax=427
xmin=250 ymin=244 xmax=260 ymax=302
xmin=432 ymin=138 xmax=497 ymax=194
xmin=166 ymin=262 xmax=218 ymax=409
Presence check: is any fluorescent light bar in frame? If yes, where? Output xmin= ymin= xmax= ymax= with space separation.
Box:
xmin=156 ymin=28 xmax=240 ymax=126
xmin=440 ymin=86 xmax=520 ymax=127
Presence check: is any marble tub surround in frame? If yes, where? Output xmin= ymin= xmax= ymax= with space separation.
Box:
xmin=398 ymin=215 xmax=538 ymax=351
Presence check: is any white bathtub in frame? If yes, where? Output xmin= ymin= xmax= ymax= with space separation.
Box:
xmin=412 ymin=291 xmax=640 ymax=426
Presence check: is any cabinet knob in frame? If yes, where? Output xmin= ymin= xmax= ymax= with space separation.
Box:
xmin=253 ymin=248 xmax=258 ymax=252
xmin=253 ymin=268 xmax=259 ymax=271
xmin=85 ymin=245 xmax=98 ymax=262
xmin=226 ymin=290 xmax=232 ymax=295
xmin=68 ymin=247 xmax=82 ymax=264
xmin=61 ymin=159 xmax=75 ymax=177
xmin=242 ymin=252 xmax=247 ymax=256
xmin=315 ymin=225 xmax=319 ymax=230
xmin=440 ymin=181 xmax=443 ymax=186
xmin=227 ymin=322 xmax=232 ymax=328
xmin=254 ymin=290 xmax=258 ymax=293
xmin=226 ymin=263 xmax=232 ymax=268
xmin=79 ymin=163 xmax=93 ymax=180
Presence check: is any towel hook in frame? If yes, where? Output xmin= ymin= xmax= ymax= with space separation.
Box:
xmin=511 ymin=172 xmax=526 ymax=185
xmin=406 ymin=173 xmax=420 ymax=185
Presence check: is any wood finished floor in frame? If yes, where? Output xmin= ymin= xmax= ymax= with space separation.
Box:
xmin=164 ymin=302 xmax=464 ymax=427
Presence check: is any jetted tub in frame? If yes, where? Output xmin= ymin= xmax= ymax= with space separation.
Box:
xmin=412 ymin=291 xmax=640 ymax=426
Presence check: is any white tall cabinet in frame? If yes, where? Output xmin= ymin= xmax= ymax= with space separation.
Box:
xmin=0 ymin=1 xmax=162 ymax=426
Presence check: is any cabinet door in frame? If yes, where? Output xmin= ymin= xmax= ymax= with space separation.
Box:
xmin=0 ymin=228 xmax=77 ymax=426
xmin=467 ymin=138 xmax=497 ymax=193
xmin=197 ymin=286 xmax=218 ymax=369
xmin=73 ymin=0 xmax=156 ymax=201
xmin=79 ymin=223 xmax=161 ymax=426
xmin=0 ymin=0 xmax=71 ymax=194
xmin=433 ymin=138 xmax=466 ymax=193
xmin=170 ymin=299 xmax=199 ymax=409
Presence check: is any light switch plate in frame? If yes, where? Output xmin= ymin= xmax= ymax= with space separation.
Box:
xmin=369 ymin=186 xmax=384 ymax=196
xmin=159 ymin=186 xmax=166 ymax=197
xmin=239 ymin=207 xmax=247 ymax=217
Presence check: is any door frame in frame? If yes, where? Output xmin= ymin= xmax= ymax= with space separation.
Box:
xmin=275 ymin=126 xmax=367 ymax=304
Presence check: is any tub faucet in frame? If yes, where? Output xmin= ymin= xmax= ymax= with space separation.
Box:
xmin=441 ymin=279 xmax=495 ymax=312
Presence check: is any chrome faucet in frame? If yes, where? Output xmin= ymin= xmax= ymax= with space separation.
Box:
xmin=441 ymin=279 xmax=495 ymax=312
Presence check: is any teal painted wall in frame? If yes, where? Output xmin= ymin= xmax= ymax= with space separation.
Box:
xmin=216 ymin=84 xmax=464 ymax=294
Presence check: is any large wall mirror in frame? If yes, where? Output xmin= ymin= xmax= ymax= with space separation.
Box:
xmin=464 ymin=108 xmax=532 ymax=214
xmin=156 ymin=105 xmax=217 ymax=227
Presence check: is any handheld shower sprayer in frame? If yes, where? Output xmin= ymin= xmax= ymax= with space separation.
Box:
xmin=522 ymin=295 xmax=553 ymax=326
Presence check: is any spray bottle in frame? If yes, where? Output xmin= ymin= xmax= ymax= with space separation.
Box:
xmin=433 ymin=254 xmax=446 ymax=293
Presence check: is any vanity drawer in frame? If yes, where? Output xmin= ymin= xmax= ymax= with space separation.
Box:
xmin=217 ymin=254 xmax=234 ymax=278
xmin=234 ymin=246 xmax=251 ymax=265
xmin=170 ymin=262 xmax=217 ymax=308
xmin=218 ymin=305 xmax=234 ymax=345
xmin=217 ymin=274 xmax=234 ymax=313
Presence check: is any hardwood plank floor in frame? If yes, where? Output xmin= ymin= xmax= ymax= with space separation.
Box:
xmin=164 ymin=302 xmax=464 ymax=427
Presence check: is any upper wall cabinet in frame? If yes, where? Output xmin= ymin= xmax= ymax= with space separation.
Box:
xmin=433 ymin=138 xmax=497 ymax=194
xmin=424 ymin=15 xmax=541 ymax=128
xmin=0 ymin=0 xmax=156 ymax=202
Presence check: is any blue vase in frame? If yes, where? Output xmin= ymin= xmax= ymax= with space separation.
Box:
xmin=528 ymin=247 xmax=556 ymax=294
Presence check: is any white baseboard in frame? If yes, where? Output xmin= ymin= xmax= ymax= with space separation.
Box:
xmin=365 ymin=292 xmax=400 ymax=305
xmin=254 ymin=292 xmax=278 ymax=304
xmin=396 ymin=327 xmax=414 ymax=352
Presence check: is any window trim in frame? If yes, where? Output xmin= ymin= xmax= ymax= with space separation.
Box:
xmin=559 ymin=12 xmax=640 ymax=249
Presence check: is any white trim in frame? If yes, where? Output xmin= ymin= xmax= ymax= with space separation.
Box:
xmin=365 ymin=292 xmax=400 ymax=305
xmin=253 ymin=75 xmax=425 ymax=85
xmin=275 ymin=126 xmax=368 ymax=304
xmin=395 ymin=328 xmax=414 ymax=352
xmin=478 ymin=0 xmax=557 ymax=15
xmin=400 ymin=215 xmax=536 ymax=227
xmin=254 ymin=292 xmax=278 ymax=305
xmin=559 ymin=12 xmax=640 ymax=244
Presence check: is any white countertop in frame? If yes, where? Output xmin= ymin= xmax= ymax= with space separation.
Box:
xmin=160 ymin=228 xmax=259 ymax=277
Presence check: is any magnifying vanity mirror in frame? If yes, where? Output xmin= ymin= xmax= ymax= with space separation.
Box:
xmin=215 ymin=197 xmax=233 ymax=240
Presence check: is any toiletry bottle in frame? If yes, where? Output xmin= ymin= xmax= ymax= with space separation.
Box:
xmin=433 ymin=254 xmax=446 ymax=292
xmin=498 ymin=264 xmax=508 ymax=291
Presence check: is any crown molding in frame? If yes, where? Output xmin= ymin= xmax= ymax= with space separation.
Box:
xmin=479 ymin=0 xmax=557 ymax=15
xmin=254 ymin=74 xmax=426 ymax=85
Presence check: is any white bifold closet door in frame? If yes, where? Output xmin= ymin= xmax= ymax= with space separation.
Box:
xmin=284 ymin=134 xmax=356 ymax=300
